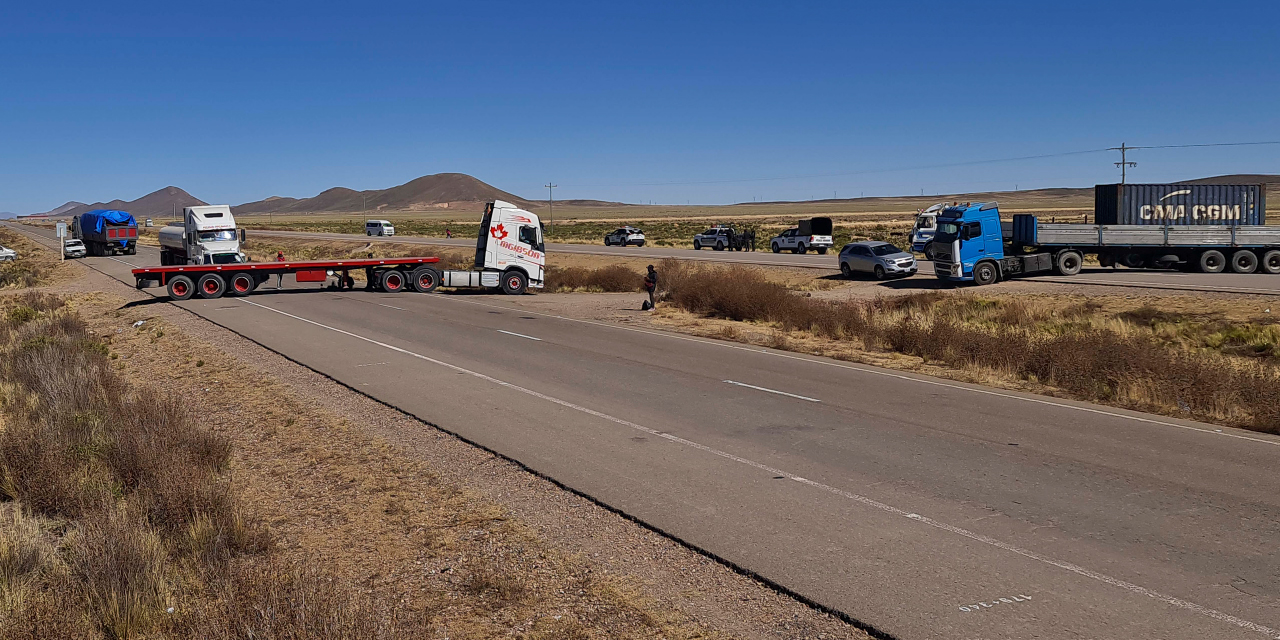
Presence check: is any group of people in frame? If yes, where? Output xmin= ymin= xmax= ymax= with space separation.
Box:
xmin=728 ymin=229 xmax=757 ymax=251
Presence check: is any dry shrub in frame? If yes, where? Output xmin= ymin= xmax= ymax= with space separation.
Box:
xmin=169 ymin=559 xmax=425 ymax=639
xmin=69 ymin=509 xmax=169 ymax=639
xmin=546 ymin=264 xmax=644 ymax=292
xmin=661 ymin=261 xmax=1280 ymax=433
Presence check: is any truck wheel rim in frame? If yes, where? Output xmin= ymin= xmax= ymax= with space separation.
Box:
xmin=233 ymin=276 xmax=251 ymax=292
xmin=418 ymin=273 xmax=435 ymax=289
xmin=203 ymin=280 xmax=220 ymax=294
xmin=508 ymin=276 xmax=521 ymax=290
xmin=173 ymin=282 xmax=188 ymax=296
xmin=386 ymin=273 xmax=402 ymax=290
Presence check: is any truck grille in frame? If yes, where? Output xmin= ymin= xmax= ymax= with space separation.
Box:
xmin=933 ymin=245 xmax=953 ymax=262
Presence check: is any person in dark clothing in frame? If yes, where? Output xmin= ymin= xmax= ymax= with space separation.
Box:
xmin=747 ymin=229 xmax=757 ymax=251
xmin=274 ymin=251 xmax=286 ymax=288
xmin=642 ymin=264 xmax=657 ymax=310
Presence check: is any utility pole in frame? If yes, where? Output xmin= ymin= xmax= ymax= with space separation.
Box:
xmin=544 ymin=183 xmax=557 ymax=230
xmin=1109 ymin=142 xmax=1138 ymax=184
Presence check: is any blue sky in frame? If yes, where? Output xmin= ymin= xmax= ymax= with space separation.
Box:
xmin=2 ymin=0 xmax=1277 ymax=213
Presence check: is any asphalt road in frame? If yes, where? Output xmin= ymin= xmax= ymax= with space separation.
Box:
xmin=249 ymin=228 xmax=1280 ymax=296
xmin=16 ymin=224 xmax=1280 ymax=640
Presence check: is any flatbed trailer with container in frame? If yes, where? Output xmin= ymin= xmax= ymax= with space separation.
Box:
xmin=133 ymin=257 xmax=443 ymax=300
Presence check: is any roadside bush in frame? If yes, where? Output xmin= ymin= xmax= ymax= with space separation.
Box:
xmin=660 ymin=261 xmax=1280 ymax=433
xmin=546 ymin=264 xmax=644 ymax=292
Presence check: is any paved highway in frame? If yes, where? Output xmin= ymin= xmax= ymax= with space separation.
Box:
xmin=249 ymin=228 xmax=1280 ymax=296
xmin=16 ymin=224 xmax=1280 ymax=639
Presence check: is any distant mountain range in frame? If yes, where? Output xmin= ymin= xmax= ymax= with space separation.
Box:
xmin=31 ymin=187 xmax=206 ymax=220
xmin=20 ymin=173 xmax=1279 ymax=218
xmin=233 ymin=173 xmax=537 ymax=215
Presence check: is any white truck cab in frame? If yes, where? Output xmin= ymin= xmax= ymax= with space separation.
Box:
xmin=158 ymin=205 xmax=246 ymax=266
xmin=438 ymin=200 xmax=544 ymax=294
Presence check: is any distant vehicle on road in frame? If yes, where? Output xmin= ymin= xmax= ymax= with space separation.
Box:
xmin=145 ymin=218 xmax=154 ymax=227
xmin=604 ymin=226 xmax=646 ymax=247
xmin=771 ymin=217 xmax=833 ymax=254
xmin=839 ymin=241 xmax=917 ymax=279
xmin=910 ymin=203 xmax=946 ymax=259
xmin=62 ymin=239 xmax=86 ymax=258
xmin=74 ymin=209 xmax=138 ymax=256
xmin=0 ymin=245 xmax=16 ymax=262
xmin=693 ymin=226 xmax=737 ymax=251
xmin=366 ymin=220 xmax=395 ymax=236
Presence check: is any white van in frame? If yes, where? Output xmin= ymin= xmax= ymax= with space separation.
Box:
xmin=365 ymin=220 xmax=395 ymax=236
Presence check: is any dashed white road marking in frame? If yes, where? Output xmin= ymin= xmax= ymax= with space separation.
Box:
xmin=497 ymin=329 xmax=542 ymax=341
xmin=355 ymin=361 xmax=388 ymax=367
xmin=439 ymin=296 xmax=1280 ymax=448
xmin=238 ymin=298 xmax=1279 ymax=639
xmin=378 ymin=303 xmax=404 ymax=310
xmin=724 ymin=380 xmax=820 ymax=402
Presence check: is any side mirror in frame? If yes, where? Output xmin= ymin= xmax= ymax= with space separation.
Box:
xmin=960 ymin=226 xmax=973 ymax=241
xmin=240 ymin=229 xmax=247 ymax=243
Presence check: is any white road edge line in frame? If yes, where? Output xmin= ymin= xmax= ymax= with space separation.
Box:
xmin=379 ymin=303 xmax=404 ymax=310
xmin=238 ymin=298 xmax=1277 ymax=639
xmin=496 ymin=329 xmax=542 ymax=341
xmin=724 ymin=380 xmax=820 ymax=402
xmin=437 ymin=296 xmax=1280 ymax=448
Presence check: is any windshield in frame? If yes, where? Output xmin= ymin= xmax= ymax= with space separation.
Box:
xmin=199 ymin=230 xmax=237 ymax=242
xmin=915 ymin=215 xmax=935 ymax=230
xmin=209 ymin=253 xmax=244 ymax=264
xmin=935 ymin=221 xmax=960 ymax=242
xmin=870 ymin=243 xmax=903 ymax=257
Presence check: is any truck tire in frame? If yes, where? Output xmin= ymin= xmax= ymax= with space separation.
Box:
xmin=501 ymin=270 xmax=528 ymax=295
xmin=168 ymin=275 xmax=195 ymax=301
xmin=1262 ymin=250 xmax=1280 ymax=274
xmin=379 ymin=269 xmax=407 ymax=293
xmin=1198 ymin=250 xmax=1226 ymax=273
xmin=1098 ymin=252 xmax=1116 ymax=268
xmin=693 ymin=240 xmax=702 ymax=250
xmin=1121 ymin=252 xmax=1144 ymax=268
xmin=1231 ymin=250 xmax=1258 ymax=274
xmin=410 ymin=266 xmax=440 ymax=293
xmin=973 ymin=261 xmax=999 ymax=286
xmin=227 ymin=272 xmax=256 ymax=296
xmin=1055 ymin=250 xmax=1083 ymax=276
xmin=771 ymin=243 xmax=780 ymax=253
xmin=197 ymin=273 xmax=226 ymax=299
xmin=126 ymin=245 xmax=136 ymax=256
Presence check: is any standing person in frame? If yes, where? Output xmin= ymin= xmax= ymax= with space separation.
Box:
xmin=274 ymin=251 xmax=286 ymax=288
xmin=746 ymin=229 xmax=756 ymax=251
xmin=445 ymin=228 xmax=452 ymax=239
xmin=642 ymin=265 xmax=657 ymax=310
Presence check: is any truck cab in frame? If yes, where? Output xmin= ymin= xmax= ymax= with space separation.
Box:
xmin=934 ymin=203 xmax=1007 ymax=283
xmin=449 ymin=200 xmax=544 ymax=293
xmin=158 ymin=205 xmax=246 ymax=266
xmin=910 ymin=203 xmax=945 ymax=257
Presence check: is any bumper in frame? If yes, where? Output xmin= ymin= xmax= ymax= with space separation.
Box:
xmin=885 ymin=261 xmax=917 ymax=275
xmin=935 ymin=261 xmax=967 ymax=279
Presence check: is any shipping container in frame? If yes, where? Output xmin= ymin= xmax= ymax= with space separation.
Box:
xmin=1095 ymin=184 xmax=1265 ymax=226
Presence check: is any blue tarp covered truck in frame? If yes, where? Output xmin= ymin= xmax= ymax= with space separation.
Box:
xmin=73 ymin=209 xmax=138 ymax=256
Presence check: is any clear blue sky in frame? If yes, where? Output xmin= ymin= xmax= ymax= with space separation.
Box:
xmin=2 ymin=0 xmax=1277 ymax=213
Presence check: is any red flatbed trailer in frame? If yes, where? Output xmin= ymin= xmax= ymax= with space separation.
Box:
xmin=132 ymin=257 xmax=442 ymax=300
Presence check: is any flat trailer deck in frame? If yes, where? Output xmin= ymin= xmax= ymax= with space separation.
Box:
xmin=133 ymin=257 xmax=442 ymax=300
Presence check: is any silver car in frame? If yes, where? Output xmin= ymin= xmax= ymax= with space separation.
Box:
xmin=0 ymin=245 xmax=15 ymax=262
xmin=839 ymin=241 xmax=917 ymax=279
xmin=63 ymin=239 xmax=87 ymax=258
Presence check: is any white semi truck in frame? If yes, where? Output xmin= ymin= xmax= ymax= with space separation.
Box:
xmin=159 ymin=205 xmax=247 ymax=266
xmin=136 ymin=200 xmax=545 ymax=298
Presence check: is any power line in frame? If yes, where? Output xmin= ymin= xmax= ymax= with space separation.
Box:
xmin=558 ymin=139 xmax=1280 ymax=190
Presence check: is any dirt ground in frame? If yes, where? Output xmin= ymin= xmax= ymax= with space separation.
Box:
xmin=27 ymin=246 xmax=868 ymax=639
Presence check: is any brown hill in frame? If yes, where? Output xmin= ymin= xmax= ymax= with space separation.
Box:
xmin=61 ymin=187 xmax=207 ymax=220
xmin=233 ymin=173 xmax=536 ymax=215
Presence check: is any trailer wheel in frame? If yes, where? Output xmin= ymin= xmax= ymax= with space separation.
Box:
xmin=411 ymin=266 xmax=440 ymax=293
xmin=973 ymin=261 xmax=999 ymax=286
xmin=1054 ymin=250 xmax=1083 ymax=276
xmin=501 ymin=270 xmax=528 ymax=295
xmin=228 ymin=272 xmax=256 ymax=296
xmin=1262 ymin=250 xmax=1280 ymax=274
xmin=1121 ymin=253 xmax=1144 ymax=268
xmin=1198 ymin=250 xmax=1226 ymax=273
xmin=380 ymin=270 xmax=407 ymax=293
xmin=168 ymin=275 xmax=195 ymax=301
xmin=126 ymin=245 xmax=136 ymax=256
xmin=197 ymin=273 xmax=226 ymax=299
xmin=1231 ymin=250 xmax=1258 ymax=274
xmin=1098 ymin=253 xmax=1116 ymax=268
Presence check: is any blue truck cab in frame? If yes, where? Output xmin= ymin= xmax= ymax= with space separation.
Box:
xmin=933 ymin=202 xmax=1054 ymax=285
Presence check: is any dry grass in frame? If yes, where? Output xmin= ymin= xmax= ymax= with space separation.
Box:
xmin=0 ymin=229 xmax=59 ymax=289
xmin=657 ymin=259 xmax=1280 ymax=433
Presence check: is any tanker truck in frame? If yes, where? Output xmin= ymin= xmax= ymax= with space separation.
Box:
xmin=158 ymin=205 xmax=247 ymax=266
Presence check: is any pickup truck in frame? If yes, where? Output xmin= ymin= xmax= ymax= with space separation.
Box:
xmin=770 ymin=217 xmax=833 ymax=254
xmin=693 ymin=226 xmax=738 ymax=251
